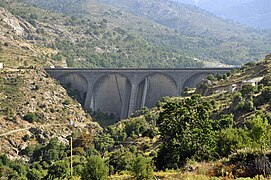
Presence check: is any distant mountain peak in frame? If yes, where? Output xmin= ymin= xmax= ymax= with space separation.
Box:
xmin=173 ymin=0 xmax=271 ymax=29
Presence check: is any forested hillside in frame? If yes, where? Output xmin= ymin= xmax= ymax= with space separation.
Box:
xmin=18 ymin=0 xmax=271 ymax=66
xmin=99 ymin=0 xmax=271 ymax=64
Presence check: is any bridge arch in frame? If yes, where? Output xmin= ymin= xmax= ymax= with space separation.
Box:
xmin=58 ymin=73 xmax=88 ymax=104
xmin=91 ymin=73 xmax=132 ymax=120
xmin=135 ymin=73 xmax=178 ymax=110
xmin=183 ymin=72 xmax=211 ymax=90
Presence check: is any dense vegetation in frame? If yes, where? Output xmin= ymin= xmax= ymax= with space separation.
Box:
xmin=156 ymin=94 xmax=271 ymax=172
xmin=2 ymin=89 xmax=271 ymax=178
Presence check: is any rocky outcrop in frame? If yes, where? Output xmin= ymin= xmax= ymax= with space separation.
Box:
xmin=0 ymin=7 xmax=35 ymax=38
xmin=0 ymin=67 xmax=101 ymax=159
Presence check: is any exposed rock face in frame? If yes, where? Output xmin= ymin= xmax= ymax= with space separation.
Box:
xmin=0 ymin=7 xmax=98 ymax=160
xmin=0 ymin=67 xmax=101 ymax=159
xmin=0 ymin=7 xmax=35 ymax=38
xmin=0 ymin=7 xmax=61 ymax=68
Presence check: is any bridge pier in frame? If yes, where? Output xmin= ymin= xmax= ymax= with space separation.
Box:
xmin=128 ymin=84 xmax=138 ymax=116
xmin=141 ymin=77 xmax=148 ymax=107
xmin=120 ymin=79 xmax=132 ymax=119
xmin=84 ymin=79 xmax=96 ymax=112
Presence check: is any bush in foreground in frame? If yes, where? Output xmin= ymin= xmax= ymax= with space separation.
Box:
xmin=81 ymin=155 xmax=108 ymax=180
xmin=129 ymin=155 xmax=154 ymax=180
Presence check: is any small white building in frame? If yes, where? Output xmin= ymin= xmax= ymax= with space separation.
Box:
xmin=242 ymin=77 xmax=264 ymax=87
xmin=0 ymin=63 xmax=3 ymax=69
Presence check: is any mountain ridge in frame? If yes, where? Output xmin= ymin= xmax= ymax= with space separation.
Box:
xmin=173 ymin=0 xmax=271 ymax=29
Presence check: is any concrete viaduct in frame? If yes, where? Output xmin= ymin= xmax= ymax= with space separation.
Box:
xmin=45 ymin=68 xmax=232 ymax=119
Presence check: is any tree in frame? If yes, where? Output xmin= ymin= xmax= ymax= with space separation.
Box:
xmin=261 ymin=86 xmax=271 ymax=101
xmin=23 ymin=112 xmax=37 ymax=123
xmin=27 ymin=169 xmax=44 ymax=180
xmin=81 ymin=155 xmax=108 ymax=180
xmin=249 ymin=115 xmax=270 ymax=148
xmin=43 ymin=138 xmax=66 ymax=163
xmin=129 ymin=155 xmax=153 ymax=180
xmin=207 ymin=74 xmax=215 ymax=81
xmin=241 ymin=84 xmax=256 ymax=98
xmin=155 ymin=95 xmax=218 ymax=170
xmin=0 ymin=154 xmax=11 ymax=166
xmin=109 ymin=150 xmax=134 ymax=173
xmin=47 ymin=160 xmax=70 ymax=179
xmin=217 ymin=127 xmax=251 ymax=157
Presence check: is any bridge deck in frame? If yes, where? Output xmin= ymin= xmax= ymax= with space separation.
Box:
xmin=45 ymin=67 xmax=235 ymax=71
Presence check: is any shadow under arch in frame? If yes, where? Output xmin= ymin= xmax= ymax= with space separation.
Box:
xmin=135 ymin=72 xmax=178 ymax=111
xmin=91 ymin=73 xmax=132 ymax=122
xmin=182 ymin=72 xmax=211 ymax=90
xmin=58 ymin=72 xmax=88 ymax=105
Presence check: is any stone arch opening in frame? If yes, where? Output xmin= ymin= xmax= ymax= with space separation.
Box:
xmin=58 ymin=73 xmax=88 ymax=105
xmin=91 ymin=73 xmax=132 ymax=121
xmin=182 ymin=72 xmax=211 ymax=90
xmin=135 ymin=73 xmax=178 ymax=110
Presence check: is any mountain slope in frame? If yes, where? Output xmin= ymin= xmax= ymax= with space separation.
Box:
xmin=0 ymin=7 xmax=60 ymax=67
xmin=98 ymin=0 xmax=271 ymax=64
xmin=0 ymin=6 xmax=101 ymax=159
xmin=0 ymin=67 xmax=101 ymax=158
xmin=23 ymin=0 xmax=271 ymax=65
xmin=174 ymin=0 xmax=271 ymax=29
xmin=218 ymin=0 xmax=271 ymax=29
xmin=5 ymin=0 xmax=201 ymax=68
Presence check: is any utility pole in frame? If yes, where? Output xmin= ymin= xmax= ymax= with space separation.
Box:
xmin=70 ymin=136 xmax=73 ymax=177
xmin=70 ymin=120 xmax=74 ymax=177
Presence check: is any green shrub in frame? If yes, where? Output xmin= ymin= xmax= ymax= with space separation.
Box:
xmin=63 ymin=99 xmax=71 ymax=105
xmin=261 ymin=86 xmax=271 ymax=101
xmin=0 ymin=154 xmax=11 ymax=166
xmin=217 ymin=128 xmax=251 ymax=157
xmin=81 ymin=155 xmax=108 ymax=180
xmin=243 ymin=101 xmax=254 ymax=112
xmin=129 ymin=155 xmax=153 ymax=180
xmin=23 ymin=112 xmax=37 ymax=123
xmin=124 ymin=117 xmax=147 ymax=137
xmin=47 ymin=160 xmax=70 ymax=179
xmin=109 ymin=151 xmax=134 ymax=173
xmin=259 ymin=76 xmax=271 ymax=86
xmin=241 ymin=84 xmax=256 ymax=97
xmin=27 ymin=168 xmax=45 ymax=180
xmin=207 ymin=74 xmax=216 ymax=81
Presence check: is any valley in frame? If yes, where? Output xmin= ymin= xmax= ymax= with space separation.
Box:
xmin=1 ymin=0 xmax=271 ymax=179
